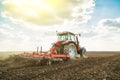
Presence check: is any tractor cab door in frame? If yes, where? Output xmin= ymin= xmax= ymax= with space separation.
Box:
xmin=68 ymin=34 xmax=77 ymax=42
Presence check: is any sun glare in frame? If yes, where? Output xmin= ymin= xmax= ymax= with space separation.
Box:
xmin=3 ymin=0 xmax=66 ymax=18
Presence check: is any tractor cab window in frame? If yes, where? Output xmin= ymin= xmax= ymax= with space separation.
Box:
xmin=68 ymin=34 xmax=76 ymax=41
xmin=58 ymin=34 xmax=76 ymax=41
xmin=58 ymin=35 xmax=68 ymax=41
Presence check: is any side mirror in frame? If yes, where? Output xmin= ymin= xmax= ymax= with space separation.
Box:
xmin=56 ymin=30 xmax=58 ymax=35
xmin=79 ymin=34 xmax=81 ymax=36
xmin=51 ymin=43 xmax=55 ymax=45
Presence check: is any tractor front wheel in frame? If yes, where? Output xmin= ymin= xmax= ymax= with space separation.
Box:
xmin=80 ymin=48 xmax=87 ymax=58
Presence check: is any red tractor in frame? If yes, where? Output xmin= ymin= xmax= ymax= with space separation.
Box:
xmin=18 ymin=31 xmax=87 ymax=65
xmin=50 ymin=31 xmax=87 ymax=59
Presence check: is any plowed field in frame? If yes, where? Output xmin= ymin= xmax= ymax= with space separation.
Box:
xmin=0 ymin=52 xmax=120 ymax=80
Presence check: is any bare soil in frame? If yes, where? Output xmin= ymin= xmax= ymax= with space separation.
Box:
xmin=0 ymin=52 xmax=120 ymax=80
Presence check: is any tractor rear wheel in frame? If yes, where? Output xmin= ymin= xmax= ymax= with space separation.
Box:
xmin=63 ymin=43 xmax=77 ymax=59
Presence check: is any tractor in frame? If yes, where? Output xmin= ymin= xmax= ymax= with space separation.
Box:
xmin=18 ymin=31 xmax=87 ymax=65
xmin=50 ymin=31 xmax=87 ymax=59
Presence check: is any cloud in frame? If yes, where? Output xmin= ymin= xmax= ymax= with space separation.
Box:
xmin=0 ymin=22 xmax=57 ymax=51
xmin=0 ymin=17 xmax=120 ymax=51
xmin=84 ymin=18 xmax=120 ymax=51
xmin=98 ymin=18 xmax=120 ymax=31
xmin=0 ymin=23 xmax=13 ymax=41
xmin=0 ymin=22 xmax=31 ymax=51
xmin=2 ymin=0 xmax=95 ymax=25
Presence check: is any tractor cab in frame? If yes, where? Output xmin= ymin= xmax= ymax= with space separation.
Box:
xmin=57 ymin=32 xmax=80 ymax=45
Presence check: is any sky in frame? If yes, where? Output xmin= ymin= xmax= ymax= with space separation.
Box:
xmin=0 ymin=0 xmax=120 ymax=51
